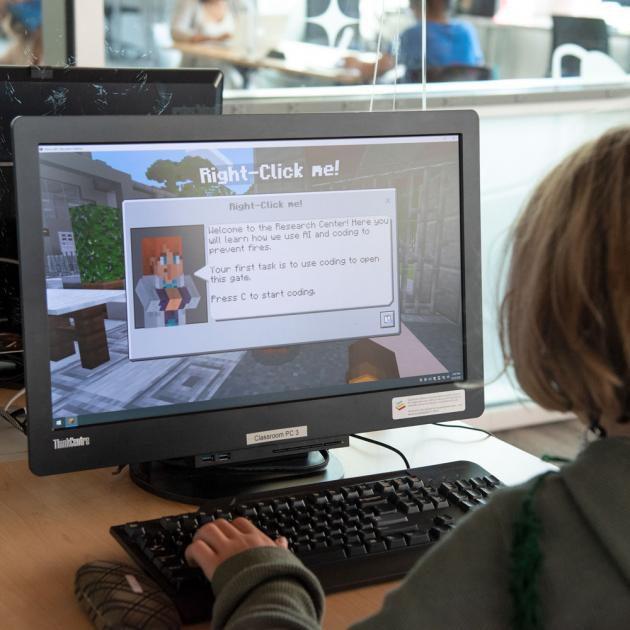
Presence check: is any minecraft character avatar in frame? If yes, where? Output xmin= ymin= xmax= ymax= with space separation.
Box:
xmin=135 ymin=236 xmax=200 ymax=328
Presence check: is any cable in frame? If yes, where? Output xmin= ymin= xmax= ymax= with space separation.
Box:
xmin=369 ymin=0 xmax=386 ymax=112
xmin=4 ymin=387 xmax=25 ymax=413
xmin=351 ymin=434 xmax=410 ymax=469
xmin=421 ymin=0 xmax=427 ymax=111
xmin=0 ymin=257 xmax=19 ymax=265
xmin=433 ymin=422 xmax=494 ymax=439
xmin=392 ymin=1 xmax=401 ymax=110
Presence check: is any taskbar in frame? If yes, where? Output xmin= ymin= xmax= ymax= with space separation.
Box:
xmin=418 ymin=371 xmax=463 ymax=384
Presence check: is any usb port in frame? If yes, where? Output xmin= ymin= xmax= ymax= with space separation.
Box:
xmin=200 ymin=454 xmax=215 ymax=462
xmin=217 ymin=453 xmax=231 ymax=462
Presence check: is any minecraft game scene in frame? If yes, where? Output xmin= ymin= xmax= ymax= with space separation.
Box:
xmin=39 ymin=135 xmax=465 ymax=428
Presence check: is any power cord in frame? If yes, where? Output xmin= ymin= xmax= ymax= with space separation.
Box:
xmin=350 ymin=434 xmax=410 ymax=469
xmin=433 ymin=422 xmax=495 ymax=439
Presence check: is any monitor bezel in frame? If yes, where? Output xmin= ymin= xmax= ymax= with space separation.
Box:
xmin=13 ymin=110 xmax=483 ymax=476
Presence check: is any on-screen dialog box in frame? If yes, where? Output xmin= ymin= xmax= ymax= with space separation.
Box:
xmin=123 ymin=188 xmax=399 ymax=360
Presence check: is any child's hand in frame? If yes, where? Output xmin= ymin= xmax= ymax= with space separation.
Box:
xmin=185 ymin=517 xmax=289 ymax=580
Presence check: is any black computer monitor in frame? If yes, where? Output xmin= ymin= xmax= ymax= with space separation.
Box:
xmin=0 ymin=66 xmax=223 ymax=336
xmin=13 ymin=111 xmax=483 ymax=503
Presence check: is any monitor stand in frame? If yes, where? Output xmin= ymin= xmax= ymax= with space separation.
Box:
xmin=129 ymin=450 xmax=344 ymax=505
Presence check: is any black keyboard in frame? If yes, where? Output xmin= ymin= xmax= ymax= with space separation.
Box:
xmin=111 ymin=460 xmax=502 ymax=624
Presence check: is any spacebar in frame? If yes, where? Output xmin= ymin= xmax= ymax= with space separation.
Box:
xmin=299 ymin=548 xmax=347 ymax=565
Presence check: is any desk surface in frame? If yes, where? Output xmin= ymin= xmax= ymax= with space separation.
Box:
xmin=173 ymin=41 xmax=363 ymax=85
xmin=0 ymin=386 xmax=553 ymax=629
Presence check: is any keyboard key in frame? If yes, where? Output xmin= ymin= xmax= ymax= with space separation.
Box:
xmin=146 ymin=545 xmax=172 ymax=560
xmin=123 ymin=523 xmax=144 ymax=539
xmin=197 ymin=513 xmax=214 ymax=526
xmin=326 ymin=491 xmax=344 ymax=503
xmin=365 ymin=539 xmax=388 ymax=553
xmin=236 ymin=505 xmax=257 ymax=518
xmin=376 ymin=522 xmax=419 ymax=537
xmin=429 ymin=527 xmax=441 ymax=541
xmin=385 ymin=535 xmax=406 ymax=550
xmin=300 ymin=548 xmax=347 ymax=565
xmin=439 ymin=482 xmax=458 ymax=495
xmin=154 ymin=554 xmax=182 ymax=570
xmin=342 ymin=489 xmax=360 ymax=501
xmin=159 ymin=517 xmax=180 ymax=533
xmin=416 ymin=498 xmax=435 ymax=512
xmin=405 ymin=530 xmax=431 ymax=546
xmin=346 ymin=544 xmax=367 ymax=557
xmin=180 ymin=517 xmax=198 ymax=532
xmin=327 ymin=536 xmax=345 ymax=549
xmin=375 ymin=481 xmax=395 ymax=494
xmin=400 ymin=501 xmax=420 ymax=514
xmin=427 ymin=493 xmax=449 ymax=509
xmin=409 ymin=477 xmax=424 ymax=490
xmin=371 ymin=514 xmax=409 ymax=527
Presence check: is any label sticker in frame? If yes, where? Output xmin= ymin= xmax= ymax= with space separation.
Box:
xmin=125 ymin=574 xmax=144 ymax=594
xmin=246 ymin=425 xmax=308 ymax=446
xmin=392 ymin=390 xmax=465 ymax=420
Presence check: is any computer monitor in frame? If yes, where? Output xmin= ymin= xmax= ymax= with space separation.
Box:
xmin=13 ymin=111 xmax=483 ymax=503
xmin=0 ymin=66 xmax=223 ymax=336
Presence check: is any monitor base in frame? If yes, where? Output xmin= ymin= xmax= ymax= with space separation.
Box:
xmin=129 ymin=451 xmax=344 ymax=505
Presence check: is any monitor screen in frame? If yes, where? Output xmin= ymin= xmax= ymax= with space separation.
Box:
xmin=38 ymin=134 xmax=465 ymax=431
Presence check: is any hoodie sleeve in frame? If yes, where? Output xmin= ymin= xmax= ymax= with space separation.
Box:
xmin=211 ymin=546 xmax=325 ymax=630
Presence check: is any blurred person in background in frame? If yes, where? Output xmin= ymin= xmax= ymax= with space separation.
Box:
xmin=0 ymin=0 xmax=42 ymax=65
xmin=346 ymin=0 xmax=484 ymax=83
xmin=171 ymin=0 xmax=235 ymax=46
xmin=170 ymin=0 xmax=245 ymax=88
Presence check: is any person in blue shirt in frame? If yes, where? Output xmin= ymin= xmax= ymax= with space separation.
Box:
xmin=345 ymin=0 xmax=484 ymax=83
xmin=400 ymin=0 xmax=484 ymax=80
xmin=0 ymin=0 xmax=42 ymax=64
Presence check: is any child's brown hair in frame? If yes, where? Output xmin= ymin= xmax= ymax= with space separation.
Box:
xmin=500 ymin=128 xmax=630 ymax=425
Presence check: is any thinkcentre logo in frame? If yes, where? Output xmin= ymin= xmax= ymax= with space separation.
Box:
xmin=53 ymin=436 xmax=91 ymax=450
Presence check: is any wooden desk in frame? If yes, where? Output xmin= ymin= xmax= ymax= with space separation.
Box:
xmin=173 ymin=41 xmax=364 ymax=85
xmin=0 ymin=399 xmax=553 ymax=629
xmin=0 ymin=458 xmax=389 ymax=630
